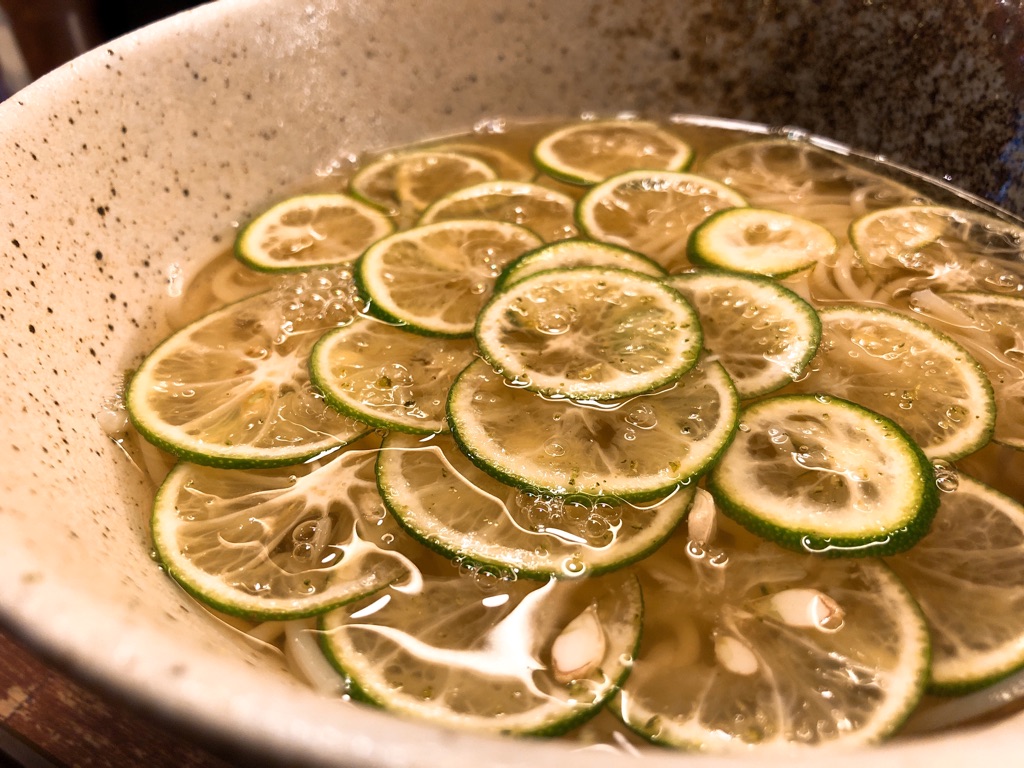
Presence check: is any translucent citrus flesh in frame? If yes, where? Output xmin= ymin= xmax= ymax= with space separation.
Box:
xmin=448 ymin=358 xmax=738 ymax=500
xmin=378 ymin=431 xmax=696 ymax=578
xmin=310 ymin=319 xmax=477 ymax=434
xmin=236 ymin=194 xmax=395 ymax=272
xmin=476 ymin=267 xmax=702 ymax=401
xmin=497 ymin=240 xmax=665 ymax=289
xmin=667 ymin=271 xmax=821 ymax=398
xmin=577 ymin=171 xmax=748 ymax=273
xmin=357 ymin=220 xmax=543 ymax=336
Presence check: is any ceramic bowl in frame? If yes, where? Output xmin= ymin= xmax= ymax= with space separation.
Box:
xmin=1 ymin=0 xmax=1023 ymax=765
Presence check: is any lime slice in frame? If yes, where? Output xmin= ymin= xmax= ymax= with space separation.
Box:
xmin=309 ymin=318 xmax=478 ymax=434
xmin=447 ymin=357 xmax=738 ymax=500
xmin=422 ymin=141 xmax=535 ymax=181
xmin=355 ymin=219 xmax=543 ymax=337
xmin=688 ymin=207 xmax=837 ymax=277
xmin=127 ymin=274 xmax=370 ymax=468
xmin=151 ymin=437 xmax=413 ymax=619
xmin=319 ymin=556 xmax=642 ymax=736
xmin=476 ymin=267 xmax=702 ymax=401
xmin=886 ymin=473 xmax=1024 ymax=693
xmin=667 ymin=271 xmax=821 ymax=398
xmin=350 ymin=150 xmax=497 ymax=217
xmin=419 ymin=180 xmax=579 ymax=242
xmin=234 ymin=193 xmax=396 ymax=273
xmin=612 ymin=517 xmax=930 ymax=749
xmin=377 ymin=431 xmax=696 ymax=578
xmin=907 ymin=290 xmax=1024 ymax=449
xmin=532 ymin=119 xmax=693 ymax=185
xmin=707 ymin=394 xmax=938 ymax=556
xmin=850 ymin=205 xmax=1024 ymax=294
xmin=697 ymin=139 xmax=926 ymax=242
xmin=577 ymin=170 xmax=748 ymax=273
xmin=496 ymin=239 xmax=666 ymax=291
xmin=791 ymin=305 xmax=995 ymax=461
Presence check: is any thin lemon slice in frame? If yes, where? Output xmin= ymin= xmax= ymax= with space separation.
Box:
xmin=850 ymin=205 xmax=1024 ymax=294
xmin=151 ymin=437 xmax=413 ymax=619
xmin=377 ymin=431 xmax=696 ymax=578
xmin=667 ymin=271 xmax=821 ymax=398
xmin=496 ymin=239 xmax=665 ymax=291
xmin=127 ymin=273 xmax=369 ymax=468
xmin=447 ymin=357 xmax=738 ymax=500
xmin=613 ymin=517 xmax=930 ymax=750
xmin=350 ymin=150 xmax=497 ymax=217
xmin=234 ymin=193 xmax=396 ymax=273
xmin=355 ymin=219 xmax=543 ymax=337
xmin=476 ymin=267 xmax=702 ymax=401
xmin=532 ymin=119 xmax=693 ymax=185
xmin=707 ymin=394 xmax=938 ymax=556
xmin=577 ymin=170 xmax=748 ymax=273
xmin=688 ymin=207 xmax=837 ymax=277
xmin=697 ymin=138 xmax=926 ymax=242
xmin=319 ymin=554 xmax=642 ymax=736
xmin=907 ymin=290 xmax=1024 ymax=449
xmin=790 ymin=305 xmax=995 ymax=461
xmin=886 ymin=474 xmax=1024 ymax=693
xmin=419 ymin=180 xmax=578 ymax=242
xmin=309 ymin=318 xmax=478 ymax=434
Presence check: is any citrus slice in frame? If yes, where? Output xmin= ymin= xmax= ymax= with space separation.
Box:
xmin=419 ymin=180 xmax=578 ymax=242
xmin=377 ymin=431 xmax=696 ymax=578
xmin=532 ymin=119 xmax=693 ymax=185
xmin=309 ymin=318 xmax=477 ymax=434
xmin=319 ymin=556 xmax=642 ymax=736
xmin=612 ymin=516 xmax=930 ymax=749
xmin=495 ymin=239 xmax=665 ymax=291
xmin=790 ymin=305 xmax=995 ymax=461
xmin=355 ymin=219 xmax=543 ymax=337
xmin=707 ymin=394 xmax=938 ymax=556
xmin=697 ymin=138 xmax=926 ymax=242
xmin=151 ymin=436 xmax=413 ymax=619
xmin=423 ymin=141 xmax=535 ymax=181
xmin=350 ymin=150 xmax=497 ymax=217
xmin=687 ymin=207 xmax=837 ymax=277
xmin=886 ymin=473 xmax=1024 ymax=693
xmin=907 ymin=290 xmax=1024 ymax=449
xmin=127 ymin=273 xmax=370 ymax=468
xmin=234 ymin=193 xmax=396 ymax=272
xmin=667 ymin=271 xmax=821 ymax=398
xmin=576 ymin=170 xmax=748 ymax=273
xmin=476 ymin=267 xmax=702 ymax=401
xmin=850 ymin=205 xmax=1024 ymax=294
xmin=447 ymin=357 xmax=739 ymax=500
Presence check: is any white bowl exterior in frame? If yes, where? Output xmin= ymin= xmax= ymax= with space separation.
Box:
xmin=0 ymin=0 xmax=1021 ymax=765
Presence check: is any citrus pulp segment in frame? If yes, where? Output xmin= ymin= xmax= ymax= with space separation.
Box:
xmin=886 ymin=474 xmax=1024 ymax=694
xmin=476 ymin=267 xmax=702 ymax=401
xmin=376 ymin=431 xmax=696 ymax=578
xmin=349 ymin=150 xmax=497 ymax=219
xmin=687 ymin=207 xmax=838 ymax=277
xmin=612 ymin=521 xmax=930 ymax=750
xmin=707 ymin=394 xmax=938 ymax=556
xmin=447 ymin=357 xmax=739 ymax=500
xmin=355 ymin=219 xmax=543 ymax=337
xmin=849 ymin=205 xmax=1024 ymax=295
xmin=319 ymin=560 xmax=643 ymax=736
xmin=234 ymin=193 xmax=396 ymax=273
xmin=309 ymin=318 xmax=478 ymax=434
xmin=495 ymin=239 xmax=666 ymax=291
xmin=532 ymin=119 xmax=694 ymax=185
xmin=790 ymin=305 xmax=995 ymax=461
xmin=418 ymin=180 xmax=579 ymax=242
xmin=667 ymin=271 xmax=822 ymax=398
xmin=151 ymin=437 xmax=413 ymax=619
xmin=576 ymin=170 xmax=748 ymax=273
xmin=127 ymin=276 xmax=370 ymax=468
